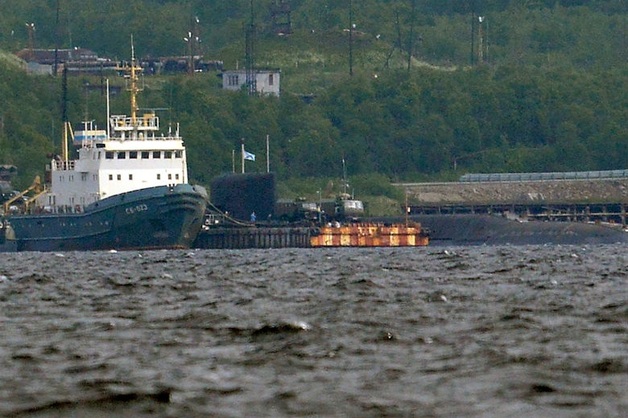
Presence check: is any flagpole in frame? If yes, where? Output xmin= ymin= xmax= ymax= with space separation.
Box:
xmin=266 ymin=134 xmax=270 ymax=173
xmin=241 ymin=139 xmax=245 ymax=174
xmin=232 ymin=149 xmax=235 ymax=173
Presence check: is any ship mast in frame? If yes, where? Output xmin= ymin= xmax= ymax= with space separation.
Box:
xmin=129 ymin=38 xmax=141 ymax=129
xmin=115 ymin=36 xmax=143 ymax=135
xmin=111 ymin=39 xmax=162 ymax=142
xmin=61 ymin=66 xmax=69 ymax=163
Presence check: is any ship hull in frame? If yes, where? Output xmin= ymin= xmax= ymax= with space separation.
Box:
xmin=365 ymin=214 xmax=628 ymax=246
xmin=3 ymin=184 xmax=207 ymax=252
xmin=410 ymin=214 xmax=628 ymax=246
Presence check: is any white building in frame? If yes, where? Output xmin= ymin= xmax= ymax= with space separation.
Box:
xmin=222 ymin=69 xmax=281 ymax=96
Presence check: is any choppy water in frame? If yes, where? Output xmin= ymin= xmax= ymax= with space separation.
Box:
xmin=0 ymin=245 xmax=626 ymax=417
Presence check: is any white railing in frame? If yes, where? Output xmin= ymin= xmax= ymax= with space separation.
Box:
xmin=110 ymin=114 xmax=160 ymax=131
xmin=52 ymin=160 xmax=75 ymax=171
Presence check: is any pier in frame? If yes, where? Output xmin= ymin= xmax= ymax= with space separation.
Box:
xmin=194 ymin=223 xmax=430 ymax=249
xmin=397 ymin=178 xmax=628 ymax=227
xmin=194 ymin=227 xmax=314 ymax=249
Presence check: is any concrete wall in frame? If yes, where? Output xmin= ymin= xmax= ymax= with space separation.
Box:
xmin=396 ymin=179 xmax=628 ymax=205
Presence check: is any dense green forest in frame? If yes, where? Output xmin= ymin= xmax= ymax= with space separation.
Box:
xmin=0 ymin=0 xmax=626 ymax=201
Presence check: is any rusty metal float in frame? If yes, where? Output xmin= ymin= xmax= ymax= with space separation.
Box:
xmin=310 ymin=223 xmax=429 ymax=247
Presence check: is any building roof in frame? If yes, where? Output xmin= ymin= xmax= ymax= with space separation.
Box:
xmin=15 ymin=48 xmax=107 ymax=65
xmin=222 ymin=68 xmax=280 ymax=74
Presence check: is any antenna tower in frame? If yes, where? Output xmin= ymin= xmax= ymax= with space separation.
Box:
xmin=245 ymin=0 xmax=257 ymax=95
xmin=470 ymin=0 xmax=476 ymax=65
xmin=25 ymin=23 xmax=36 ymax=60
xmin=54 ymin=0 xmax=60 ymax=76
xmin=270 ymin=0 xmax=292 ymax=34
xmin=349 ymin=0 xmax=353 ymax=76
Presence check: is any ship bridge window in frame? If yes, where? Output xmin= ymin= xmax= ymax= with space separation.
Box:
xmin=168 ymin=173 xmax=172 ymax=180
xmin=175 ymin=150 xmax=182 ymax=158
xmin=153 ymin=151 xmax=161 ymax=159
xmin=129 ymin=151 xmax=138 ymax=159
xmin=106 ymin=151 xmax=114 ymax=159
xmin=109 ymin=174 xmax=113 ymax=180
xmin=129 ymin=174 xmax=133 ymax=180
xmin=157 ymin=174 xmax=161 ymax=180
xmin=165 ymin=151 xmax=172 ymax=159
xmin=117 ymin=174 xmax=121 ymax=180
xmin=175 ymin=174 xmax=179 ymax=180
xmin=117 ymin=152 xmax=126 ymax=159
xmin=141 ymin=151 xmax=149 ymax=159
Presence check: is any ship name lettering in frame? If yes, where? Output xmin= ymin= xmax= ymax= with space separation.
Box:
xmin=126 ymin=204 xmax=148 ymax=215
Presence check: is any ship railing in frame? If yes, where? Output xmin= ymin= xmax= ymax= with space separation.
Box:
xmin=51 ymin=160 xmax=75 ymax=171
xmin=37 ymin=204 xmax=86 ymax=215
xmin=110 ymin=114 xmax=160 ymax=132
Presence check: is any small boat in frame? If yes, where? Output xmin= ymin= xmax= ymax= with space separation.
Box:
xmin=0 ymin=44 xmax=208 ymax=252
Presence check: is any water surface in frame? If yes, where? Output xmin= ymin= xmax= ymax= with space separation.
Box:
xmin=1 ymin=245 xmax=626 ymax=417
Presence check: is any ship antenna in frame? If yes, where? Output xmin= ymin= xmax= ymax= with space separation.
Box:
xmin=130 ymin=35 xmax=139 ymax=127
xmin=342 ymin=157 xmax=348 ymax=194
xmin=106 ymin=78 xmax=110 ymax=138
xmin=61 ymin=66 xmax=69 ymax=163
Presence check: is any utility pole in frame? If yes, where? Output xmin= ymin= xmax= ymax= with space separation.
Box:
xmin=478 ymin=16 xmax=484 ymax=64
xmin=54 ymin=0 xmax=60 ymax=76
xmin=183 ymin=16 xmax=200 ymax=76
xmin=25 ymin=22 xmax=36 ymax=61
xmin=270 ymin=0 xmax=292 ymax=34
xmin=470 ymin=0 xmax=476 ymax=66
xmin=349 ymin=0 xmax=353 ymax=76
xmin=407 ymin=0 xmax=417 ymax=71
xmin=245 ymin=0 xmax=257 ymax=95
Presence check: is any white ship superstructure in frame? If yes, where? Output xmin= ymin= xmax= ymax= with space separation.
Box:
xmin=41 ymin=47 xmax=188 ymax=210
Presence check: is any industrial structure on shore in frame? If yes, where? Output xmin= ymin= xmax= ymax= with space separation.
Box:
xmin=397 ymin=169 xmax=628 ymax=227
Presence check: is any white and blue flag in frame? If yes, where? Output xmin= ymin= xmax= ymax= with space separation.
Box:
xmin=243 ymin=150 xmax=256 ymax=161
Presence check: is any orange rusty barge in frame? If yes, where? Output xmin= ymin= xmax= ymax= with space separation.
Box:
xmin=310 ymin=223 xmax=429 ymax=247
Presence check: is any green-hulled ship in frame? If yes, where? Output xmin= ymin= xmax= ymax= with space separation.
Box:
xmin=0 ymin=46 xmax=207 ymax=252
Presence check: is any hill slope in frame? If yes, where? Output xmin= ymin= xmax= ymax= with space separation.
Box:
xmin=0 ymin=1 xmax=625 ymax=193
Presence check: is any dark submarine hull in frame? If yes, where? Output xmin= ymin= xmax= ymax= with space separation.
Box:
xmin=409 ymin=214 xmax=628 ymax=246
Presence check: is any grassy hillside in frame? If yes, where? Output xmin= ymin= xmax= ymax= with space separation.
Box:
xmin=0 ymin=1 xmax=626 ymax=200
xmin=0 ymin=1 xmax=624 ymax=70
xmin=0 ymin=50 xmax=25 ymax=69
